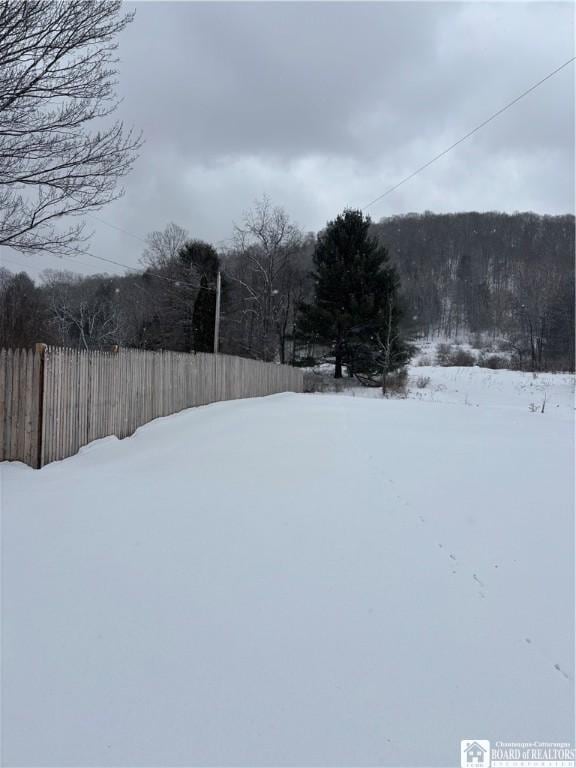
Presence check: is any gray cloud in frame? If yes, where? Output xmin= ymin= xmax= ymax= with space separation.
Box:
xmin=5 ymin=0 xmax=574 ymax=279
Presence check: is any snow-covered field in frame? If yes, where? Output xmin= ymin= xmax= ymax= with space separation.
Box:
xmin=407 ymin=365 xmax=574 ymax=412
xmin=1 ymin=367 xmax=574 ymax=766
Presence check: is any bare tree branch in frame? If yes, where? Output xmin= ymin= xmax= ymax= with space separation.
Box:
xmin=0 ymin=0 xmax=142 ymax=256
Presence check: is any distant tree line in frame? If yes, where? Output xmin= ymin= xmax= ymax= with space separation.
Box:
xmin=0 ymin=208 xmax=573 ymax=372
xmin=0 ymin=198 xmax=315 ymax=364
xmin=371 ymin=211 xmax=575 ymax=371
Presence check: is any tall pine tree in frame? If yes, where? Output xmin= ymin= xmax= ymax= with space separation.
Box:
xmin=178 ymin=240 xmax=219 ymax=353
xmin=192 ymin=274 xmax=216 ymax=352
xmin=298 ymin=209 xmax=410 ymax=381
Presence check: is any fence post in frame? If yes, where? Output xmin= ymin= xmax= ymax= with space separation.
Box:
xmin=213 ymin=271 xmax=222 ymax=354
xmin=34 ymin=343 xmax=47 ymax=469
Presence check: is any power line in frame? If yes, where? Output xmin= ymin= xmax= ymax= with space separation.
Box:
xmin=0 ymin=251 xmax=98 ymax=273
xmin=60 ymin=212 xmax=214 ymax=290
xmin=1 ymin=254 xmax=42 ymax=270
xmin=12 ymin=56 xmax=572 ymax=286
xmin=78 ymin=251 xmax=219 ymax=292
xmin=74 ymin=210 xmax=232 ymax=292
xmin=362 ymin=56 xmax=575 ymax=211
xmin=1 ymin=243 xmax=218 ymax=293
xmin=84 ymin=210 xmax=237 ymax=249
xmin=84 ymin=211 xmax=148 ymax=245
xmin=23 ymin=187 xmax=217 ymax=290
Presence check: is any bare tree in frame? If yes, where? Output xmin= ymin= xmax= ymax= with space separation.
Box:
xmin=42 ymin=269 xmax=121 ymax=350
xmin=377 ymin=299 xmax=403 ymax=395
xmin=231 ymin=196 xmax=303 ymax=360
xmin=0 ymin=0 xmax=142 ymax=256
xmin=140 ymin=222 xmax=189 ymax=269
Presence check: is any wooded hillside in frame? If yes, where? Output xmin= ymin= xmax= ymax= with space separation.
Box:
xmin=372 ymin=211 xmax=574 ymax=369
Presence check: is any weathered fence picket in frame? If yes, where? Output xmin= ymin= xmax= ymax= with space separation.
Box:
xmin=0 ymin=348 xmax=43 ymax=468
xmin=0 ymin=346 xmax=304 ymax=468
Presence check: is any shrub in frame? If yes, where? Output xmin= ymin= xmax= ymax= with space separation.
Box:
xmin=303 ymin=372 xmax=358 ymax=394
xmin=383 ymin=367 xmax=408 ymax=398
xmin=449 ymin=348 xmax=476 ymax=367
xmin=478 ymin=354 xmax=508 ymax=370
xmin=417 ymin=355 xmax=432 ymax=367
xmin=303 ymin=372 xmax=322 ymax=392
xmin=295 ymin=356 xmax=317 ymax=368
xmin=436 ymin=344 xmax=476 ymax=367
xmin=435 ymin=343 xmax=453 ymax=366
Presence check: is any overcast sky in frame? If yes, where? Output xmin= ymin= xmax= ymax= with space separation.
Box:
xmin=3 ymin=0 xmax=574 ymax=280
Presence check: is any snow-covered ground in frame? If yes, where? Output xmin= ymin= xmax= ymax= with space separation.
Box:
xmin=408 ymin=365 xmax=574 ymax=412
xmin=1 ymin=368 xmax=574 ymax=766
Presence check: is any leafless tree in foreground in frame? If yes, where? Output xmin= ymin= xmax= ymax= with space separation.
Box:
xmin=0 ymin=0 xmax=142 ymax=256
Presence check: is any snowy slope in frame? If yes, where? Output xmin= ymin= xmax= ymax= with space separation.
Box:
xmin=1 ymin=372 xmax=574 ymax=766
xmin=407 ymin=365 xmax=575 ymax=413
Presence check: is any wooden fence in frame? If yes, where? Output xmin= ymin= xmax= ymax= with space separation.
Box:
xmin=0 ymin=346 xmax=304 ymax=468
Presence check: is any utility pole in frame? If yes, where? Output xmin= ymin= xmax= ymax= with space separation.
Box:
xmin=213 ymin=270 xmax=221 ymax=354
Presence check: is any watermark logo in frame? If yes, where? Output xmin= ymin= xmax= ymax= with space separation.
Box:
xmin=461 ymin=740 xmax=491 ymax=768
xmin=461 ymin=740 xmax=575 ymax=767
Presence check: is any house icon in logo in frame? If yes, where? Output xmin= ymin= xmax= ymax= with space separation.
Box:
xmin=461 ymin=740 xmax=490 ymax=768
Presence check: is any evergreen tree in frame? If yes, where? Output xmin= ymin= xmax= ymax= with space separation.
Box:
xmin=298 ymin=209 xmax=410 ymax=380
xmin=192 ymin=275 xmax=216 ymax=353
xmin=179 ymin=240 xmax=220 ymax=277
xmin=179 ymin=240 xmax=219 ymax=353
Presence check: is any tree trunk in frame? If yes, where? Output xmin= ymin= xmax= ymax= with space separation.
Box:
xmin=529 ymin=322 xmax=536 ymax=371
xmin=334 ymin=331 xmax=343 ymax=378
